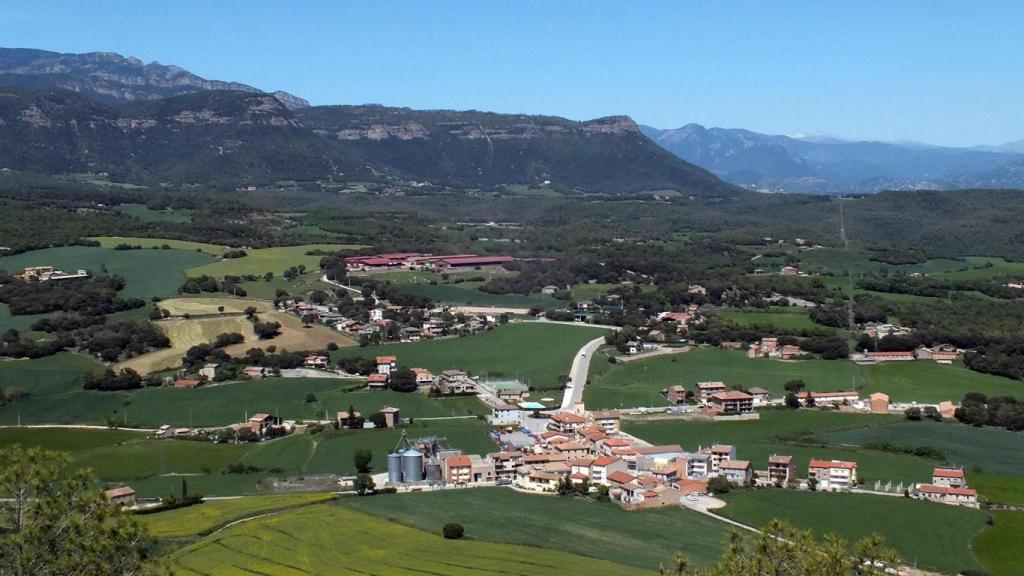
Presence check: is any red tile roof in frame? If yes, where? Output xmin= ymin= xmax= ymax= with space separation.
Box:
xmin=376 ymin=356 xmax=397 ymax=364
xmin=809 ymin=459 xmax=857 ymax=470
xmin=550 ymin=412 xmax=587 ymax=424
xmin=918 ymin=484 xmax=977 ymax=497
xmin=606 ymin=471 xmax=636 ymax=485
xmin=446 ymin=455 xmax=471 ymax=468
xmin=933 ymin=467 xmax=966 ymax=479
xmin=711 ymin=391 xmax=754 ymax=401
xmin=592 ymin=455 xmax=619 ymax=467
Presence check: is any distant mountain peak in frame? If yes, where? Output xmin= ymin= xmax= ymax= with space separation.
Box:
xmin=0 ymin=47 xmax=309 ymax=110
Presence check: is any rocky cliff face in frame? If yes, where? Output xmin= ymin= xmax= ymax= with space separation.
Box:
xmin=0 ymin=48 xmax=310 ymax=110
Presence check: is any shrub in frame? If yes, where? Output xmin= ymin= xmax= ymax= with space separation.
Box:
xmin=442 ymin=523 xmax=465 ymax=540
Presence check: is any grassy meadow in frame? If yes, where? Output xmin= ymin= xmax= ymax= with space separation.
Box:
xmin=334 ymin=322 xmax=605 ymax=390
xmin=0 ymin=245 xmax=213 ymax=298
xmin=0 ymin=419 xmax=494 ymax=497
xmin=0 ymin=372 xmax=485 ymax=427
xmin=718 ymin=490 xmax=988 ymax=575
xmin=716 ymin=308 xmax=822 ymax=332
xmin=115 ymin=204 xmax=192 ymax=224
xmin=141 ymin=493 xmax=336 ymax=538
xmin=818 ymin=420 xmax=1024 ymax=477
xmin=186 ymin=244 xmax=365 ymax=278
xmin=584 ymin=347 xmax=1023 ymax=408
xmin=168 ymin=504 xmax=649 ymax=576
xmin=342 ymin=487 xmax=729 ymax=571
xmin=973 ymin=511 xmax=1024 ymax=576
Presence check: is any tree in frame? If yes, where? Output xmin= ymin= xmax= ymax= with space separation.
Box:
xmin=354 ymin=448 xmax=373 ymax=473
xmin=0 ymin=445 xmax=167 ymax=576
xmin=181 ymin=477 xmax=188 ymax=499
xmin=707 ymin=475 xmax=733 ymax=495
xmin=353 ymin=473 xmax=376 ymax=495
xmin=685 ymin=520 xmax=898 ymax=576
xmin=442 ymin=523 xmax=465 ymax=540
xmin=785 ymin=392 xmax=801 ymax=409
xmin=904 ymin=406 xmax=922 ymax=421
xmin=783 ymin=379 xmax=806 ymax=393
xmin=389 ymin=367 xmax=418 ymax=393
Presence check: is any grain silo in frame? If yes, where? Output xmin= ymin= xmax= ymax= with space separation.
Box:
xmin=387 ymin=450 xmax=403 ymax=485
xmin=401 ymin=447 xmax=424 ymax=483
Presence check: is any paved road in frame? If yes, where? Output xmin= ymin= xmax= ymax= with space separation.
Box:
xmin=560 ymin=336 xmax=608 ymax=411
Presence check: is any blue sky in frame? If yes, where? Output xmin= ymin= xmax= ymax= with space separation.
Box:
xmin=2 ymin=1 xmax=1021 ymax=146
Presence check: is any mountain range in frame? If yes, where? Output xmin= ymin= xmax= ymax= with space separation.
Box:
xmin=641 ymin=124 xmax=1024 ymax=194
xmin=0 ymin=48 xmax=734 ymax=196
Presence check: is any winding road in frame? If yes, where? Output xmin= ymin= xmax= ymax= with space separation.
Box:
xmin=560 ymin=336 xmax=610 ymax=411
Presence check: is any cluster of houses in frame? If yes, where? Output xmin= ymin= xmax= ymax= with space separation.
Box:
xmin=745 ymin=337 xmax=804 ymax=360
xmin=345 ymin=252 xmax=518 ymax=271
xmin=283 ymin=298 xmax=502 ymax=343
xmin=152 ymin=412 xmax=289 ymax=444
xmin=854 ymin=345 xmax=961 ymax=365
xmin=912 ymin=467 xmax=979 ymax=508
xmin=14 ymin=265 xmax=89 ymax=282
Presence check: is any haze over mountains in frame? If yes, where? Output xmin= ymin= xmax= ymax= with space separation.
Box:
xmin=641 ymin=124 xmax=1024 ymax=194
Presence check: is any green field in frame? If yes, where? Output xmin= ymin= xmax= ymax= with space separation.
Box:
xmin=0 ymin=303 xmax=48 ymax=332
xmin=303 ymin=419 xmax=497 ymax=476
xmin=798 ymin=248 xmax=965 ymax=276
xmin=0 ymin=373 xmax=485 ymax=427
xmin=585 ymin=348 xmax=865 ymax=408
xmin=0 ymin=245 xmax=213 ymax=298
xmin=141 ymin=493 xmax=336 ymax=538
xmin=186 ymin=244 xmax=366 ymax=278
xmin=718 ymin=490 xmax=988 ymax=575
xmin=934 ymin=256 xmax=1024 ymax=280
xmin=169 ymin=503 xmax=648 ymax=576
xmin=115 ymin=205 xmax=193 ymax=223
xmin=569 ymin=282 xmax=655 ymax=301
xmin=584 ymin=347 xmax=1023 ymax=408
xmin=334 ymin=322 xmax=605 ymax=390
xmin=627 ymin=410 xmax=936 ymax=484
xmin=716 ymin=308 xmax=822 ymax=332
xmin=974 ymin=511 xmax=1024 ymax=576
xmin=0 ymin=419 xmax=494 ymax=497
xmin=343 ymin=488 xmax=729 ymax=571
xmin=818 ymin=420 xmax=1024 ymax=477
xmin=967 ymin=473 xmax=1024 ymax=506
xmin=92 ymin=236 xmax=225 ymax=255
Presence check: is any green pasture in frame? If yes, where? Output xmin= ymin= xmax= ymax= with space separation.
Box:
xmin=0 ymin=245 xmax=213 ymax=298
xmin=718 ymin=490 xmax=987 ymax=575
xmin=186 ymin=244 xmax=365 ymax=278
xmin=0 ymin=374 xmax=485 ymax=427
xmin=168 ymin=504 xmax=649 ymax=576
xmin=818 ymin=420 xmax=1024 ymax=477
xmin=115 ymin=205 xmax=192 ymax=223
xmin=141 ymin=493 xmax=336 ymax=538
xmin=974 ymin=511 xmax=1024 ymax=576
xmin=334 ymin=322 xmax=605 ymax=390
xmin=342 ymin=487 xmax=729 ymax=571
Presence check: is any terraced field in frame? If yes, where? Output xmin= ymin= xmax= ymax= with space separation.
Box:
xmin=169 ymin=504 xmax=650 ymax=576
